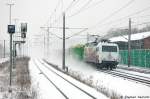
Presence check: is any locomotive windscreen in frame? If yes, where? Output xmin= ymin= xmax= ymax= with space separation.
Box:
xmin=102 ymin=46 xmax=117 ymax=52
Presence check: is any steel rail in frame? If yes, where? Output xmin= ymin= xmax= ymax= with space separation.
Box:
xmin=33 ymin=60 xmax=69 ymax=99
xmin=39 ymin=59 xmax=97 ymax=99
xmin=99 ymin=70 xmax=150 ymax=86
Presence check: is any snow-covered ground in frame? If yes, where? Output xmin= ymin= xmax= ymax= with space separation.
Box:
xmin=118 ymin=64 xmax=150 ymax=74
xmin=29 ymin=58 xmax=108 ymax=99
xmin=91 ymin=71 xmax=150 ymax=98
xmin=0 ymin=57 xmax=33 ymax=99
xmin=115 ymin=68 xmax=150 ymax=79
xmin=44 ymin=50 xmax=150 ymax=99
xmin=0 ymin=57 xmax=9 ymax=63
xmin=29 ymin=59 xmax=66 ymax=99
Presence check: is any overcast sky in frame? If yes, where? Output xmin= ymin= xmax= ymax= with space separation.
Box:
xmin=0 ymin=0 xmax=150 ymax=41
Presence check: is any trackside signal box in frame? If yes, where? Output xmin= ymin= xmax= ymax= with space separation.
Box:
xmin=21 ymin=33 xmax=26 ymax=38
xmin=8 ymin=25 xmax=15 ymax=34
xmin=21 ymin=23 xmax=27 ymax=33
xmin=21 ymin=23 xmax=27 ymax=38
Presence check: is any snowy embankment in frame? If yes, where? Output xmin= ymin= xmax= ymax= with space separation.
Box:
xmin=0 ymin=57 xmax=36 ymax=99
xmin=118 ymin=64 xmax=150 ymax=74
xmin=0 ymin=57 xmax=9 ymax=63
xmin=45 ymin=51 xmax=150 ymax=99
xmin=67 ymin=60 xmax=150 ymax=99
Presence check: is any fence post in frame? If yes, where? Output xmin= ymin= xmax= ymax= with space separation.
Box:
xmin=3 ymin=40 xmax=6 ymax=58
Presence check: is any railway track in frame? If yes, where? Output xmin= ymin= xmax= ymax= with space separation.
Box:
xmin=99 ymin=69 xmax=150 ymax=87
xmin=33 ymin=59 xmax=69 ymax=99
xmin=33 ymin=59 xmax=103 ymax=99
xmin=114 ymin=69 xmax=150 ymax=80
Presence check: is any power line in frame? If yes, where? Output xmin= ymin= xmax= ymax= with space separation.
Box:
xmin=64 ymin=0 xmax=134 ymax=39
xmin=50 ymin=32 xmax=62 ymax=39
xmin=105 ymin=6 xmax=150 ymax=26
xmin=49 ymin=0 xmax=63 ymax=26
xmin=66 ymin=28 xmax=88 ymax=39
xmin=41 ymin=26 xmax=88 ymax=29
xmin=65 ymin=0 xmax=78 ymax=12
xmin=71 ymin=2 xmax=150 ymax=36
xmin=40 ymin=26 xmax=88 ymax=40
xmin=43 ymin=0 xmax=150 ymax=40
xmin=68 ymin=0 xmax=105 ymax=18
xmin=131 ymin=14 xmax=150 ymax=19
xmin=132 ymin=21 xmax=150 ymax=26
xmin=67 ymin=0 xmax=92 ymax=17
xmin=49 ymin=0 xmax=103 ymax=39
xmin=42 ymin=0 xmax=62 ymax=27
xmin=49 ymin=0 xmax=79 ymax=27
xmin=102 ymin=21 xmax=150 ymax=33
xmin=48 ymin=29 xmax=88 ymax=40
xmin=62 ymin=0 xmax=134 ymax=38
xmin=83 ymin=0 xmax=105 ymax=10
xmin=50 ymin=0 xmax=95 ymax=26
xmin=94 ymin=6 xmax=150 ymax=33
xmin=88 ymin=0 xmax=135 ymax=30
xmin=45 ymin=0 xmax=92 ymax=31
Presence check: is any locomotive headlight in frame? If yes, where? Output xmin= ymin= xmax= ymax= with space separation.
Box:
xmin=113 ymin=58 xmax=119 ymax=62
xmin=113 ymin=58 xmax=117 ymax=61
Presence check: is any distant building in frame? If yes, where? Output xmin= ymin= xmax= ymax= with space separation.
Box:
xmin=109 ymin=31 xmax=150 ymax=50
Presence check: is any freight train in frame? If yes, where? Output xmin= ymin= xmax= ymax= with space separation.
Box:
xmin=83 ymin=42 xmax=119 ymax=69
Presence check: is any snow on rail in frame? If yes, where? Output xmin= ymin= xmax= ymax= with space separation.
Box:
xmin=30 ymin=58 xmax=108 ymax=99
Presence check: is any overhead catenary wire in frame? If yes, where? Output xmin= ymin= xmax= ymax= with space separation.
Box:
xmin=133 ymin=21 xmax=150 ymax=26
xmin=40 ymin=26 xmax=88 ymax=29
xmin=42 ymin=0 xmax=150 ymax=40
xmin=43 ymin=0 xmax=104 ymax=38
xmin=50 ymin=0 xmax=64 ymax=26
xmin=103 ymin=6 xmax=150 ymax=26
xmin=95 ymin=7 xmax=150 ymax=33
xmin=62 ymin=0 xmax=135 ymax=39
xmin=64 ymin=0 xmax=80 ymax=12
xmin=42 ymin=0 xmax=62 ymax=27
xmin=130 ymin=14 xmax=150 ymax=19
xmin=82 ymin=0 xmax=105 ymax=11
xmin=51 ymin=0 xmax=82 ymax=25
xmin=69 ymin=2 xmax=150 ymax=37
xmin=41 ymin=26 xmax=88 ymax=40
xmin=50 ymin=32 xmax=63 ymax=39
xmin=51 ymin=0 xmax=92 ymax=25
xmin=116 ymin=21 xmax=150 ymax=29
xmin=50 ymin=0 xmax=99 ymax=26
xmin=67 ymin=0 xmax=105 ymax=18
xmin=67 ymin=0 xmax=92 ymax=17
xmin=88 ymin=0 xmax=135 ymax=31
xmin=66 ymin=28 xmax=88 ymax=39
xmin=100 ymin=20 xmax=150 ymax=34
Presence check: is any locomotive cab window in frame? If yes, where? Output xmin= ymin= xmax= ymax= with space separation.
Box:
xmin=102 ymin=46 xmax=117 ymax=52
